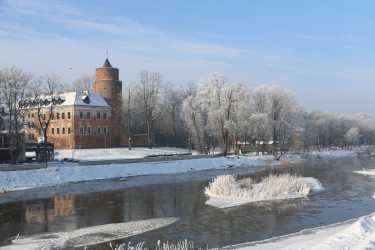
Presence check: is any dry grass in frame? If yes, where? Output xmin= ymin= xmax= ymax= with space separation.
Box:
xmin=110 ymin=239 xmax=199 ymax=250
xmin=204 ymin=173 xmax=314 ymax=202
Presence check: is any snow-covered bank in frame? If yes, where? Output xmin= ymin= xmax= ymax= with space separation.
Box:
xmin=0 ymin=147 xmax=366 ymax=194
xmin=0 ymin=156 xmax=266 ymax=192
xmin=231 ymin=212 xmax=375 ymax=250
xmin=205 ymin=174 xmax=324 ymax=208
xmin=354 ymin=169 xmax=375 ymax=176
xmin=55 ymin=147 xmax=190 ymax=161
xmin=303 ymin=148 xmax=359 ymax=159
xmin=1 ymin=217 xmax=179 ymax=250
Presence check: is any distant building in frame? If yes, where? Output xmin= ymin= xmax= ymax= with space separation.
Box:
xmin=24 ymin=58 xmax=129 ymax=149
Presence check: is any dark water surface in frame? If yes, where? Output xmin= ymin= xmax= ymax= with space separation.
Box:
xmin=1 ymin=157 xmax=375 ymax=249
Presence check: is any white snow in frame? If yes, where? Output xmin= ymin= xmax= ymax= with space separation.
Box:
xmin=233 ymin=212 xmax=375 ymax=250
xmin=55 ymin=147 xmax=190 ymax=161
xmin=1 ymin=217 xmax=179 ymax=250
xmin=0 ymin=148 xmax=362 ymax=193
xmin=354 ymin=169 xmax=375 ymax=176
xmin=303 ymin=149 xmax=357 ymax=160
xmin=60 ymin=91 xmax=109 ymax=107
xmin=0 ymin=156 xmax=266 ymax=192
xmin=205 ymin=174 xmax=323 ymax=209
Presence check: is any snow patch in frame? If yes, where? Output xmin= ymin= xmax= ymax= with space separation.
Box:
xmin=235 ymin=212 xmax=375 ymax=250
xmin=1 ymin=217 xmax=179 ymax=250
xmin=0 ymin=148 xmax=363 ymax=193
xmin=205 ymin=174 xmax=323 ymax=208
xmin=303 ymin=149 xmax=357 ymax=160
xmin=354 ymin=169 xmax=375 ymax=176
xmin=0 ymin=156 xmax=266 ymax=192
xmin=55 ymin=147 xmax=190 ymax=161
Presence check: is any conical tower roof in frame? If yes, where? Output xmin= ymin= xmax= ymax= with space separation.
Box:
xmin=103 ymin=58 xmax=112 ymax=68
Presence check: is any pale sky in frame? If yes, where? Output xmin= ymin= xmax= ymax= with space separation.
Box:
xmin=1 ymin=0 xmax=375 ymax=115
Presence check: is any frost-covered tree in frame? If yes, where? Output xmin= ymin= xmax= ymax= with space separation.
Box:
xmin=0 ymin=67 xmax=32 ymax=163
xmin=136 ymin=71 xmax=163 ymax=148
xmin=65 ymin=75 xmax=94 ymax=93
xmin=251 ymin=85 xmax=302 ymax=153
xmin=182 ymin=73 xmax=249 ymax=155
xmin=301 ymin=111 xmax=375 ymax=150
xmin=155 ymin=84 xmax=188 ymax=146
xmin=345 ymin=127 xmax=360 ymax=148
xmin=182 ymin=95 xmax=207 ymax=151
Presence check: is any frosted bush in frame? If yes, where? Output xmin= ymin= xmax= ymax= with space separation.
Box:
xmin=204 ymin=175 xmax=237 ymax=197
xmin=205 ymin=173 xmax=321 ymax=203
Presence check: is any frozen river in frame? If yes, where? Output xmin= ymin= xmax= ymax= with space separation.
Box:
xmin=1 ymin=157 xmax=375 ymax=249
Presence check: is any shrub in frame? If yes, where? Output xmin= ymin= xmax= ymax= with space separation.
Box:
xmin=204 ymin=173 xmax=317 ymax=202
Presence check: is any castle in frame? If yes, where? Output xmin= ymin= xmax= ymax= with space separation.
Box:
xmin=24 ymin=58 xmax=129 ymax=149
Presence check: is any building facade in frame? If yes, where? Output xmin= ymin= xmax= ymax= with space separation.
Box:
xmin=24 ymin=59 xmax=127 ymax=149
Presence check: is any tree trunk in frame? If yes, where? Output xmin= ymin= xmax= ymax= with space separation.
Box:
xmin=146 ymin=120 xmax=152 ymax=149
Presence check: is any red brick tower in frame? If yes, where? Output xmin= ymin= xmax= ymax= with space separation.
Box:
xmin=93 ymin=58 xmax=123 ymax=146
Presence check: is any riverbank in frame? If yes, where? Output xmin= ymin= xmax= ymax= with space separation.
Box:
xmin=229 ymin=211 xmax=375 ymax=250
xmin=0 ymin=148 xmax=367 ymax=194
xmin=54 ymin=147 xmax=190 ymax=161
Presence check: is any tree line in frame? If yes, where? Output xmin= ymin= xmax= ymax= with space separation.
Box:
xmin=126 ymin=72 xmax=375 ymax=155
xmin=1 ymin=67 xmax=375 ymax=160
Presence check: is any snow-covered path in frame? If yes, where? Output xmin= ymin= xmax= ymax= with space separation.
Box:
xmin=54 ymin=147 xmax=190 ymax=161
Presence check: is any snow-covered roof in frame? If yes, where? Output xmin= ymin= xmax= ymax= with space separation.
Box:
xmin=60 ymin=92 xmax=109 ymax=107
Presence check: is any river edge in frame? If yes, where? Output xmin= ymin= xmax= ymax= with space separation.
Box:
xmin=0 ymin=148 xmax=369 ymax=205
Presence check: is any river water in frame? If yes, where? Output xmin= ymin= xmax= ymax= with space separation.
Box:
xmin=1 ymin=157 xmax=375 ymax=249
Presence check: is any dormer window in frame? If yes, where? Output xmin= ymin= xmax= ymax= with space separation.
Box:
xmin=81 ymin=91 xmax=90 ymax=104
xmin=82 ymin=95 xmax=90 ymax=104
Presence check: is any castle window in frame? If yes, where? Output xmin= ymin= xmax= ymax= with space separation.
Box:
xmin=103 ymin=127 xmax=107 ymax=134
xmin=97 ymin=127 xmax=101 ymax=134
xmin=80 ymin=112 xmax=83 ymax=119
xmin=68 ymin=127 xmax=71 ymax=134
xmin=80 ymin=127 xmax=84 ymax=135
xmin=67 ymin=112 xmax=71 ymax=119
xmin=96 ymin=112 xmax=100 ymax=119
xmin=62 ymin=112 xmax=65 ymax=119
xmin=31 ymin=113 xmax=34 ymax=118
xmin=57 ymin=128 xmax=60 ymax=134
xmin=62 ymin=128 xmax=65 ymax=134
xmin=87 ymin=127 xmax=91 ymax=135
xmin=84 ymin=127 xmax=87 ymax=134
xmin=103 ymin=112 xmax=107 ymax=119
xmin=86 ymin=112 xmax=90 ymax=119
xmin=51 ymin=128 xmax=54 ymax=134
xmin=56 ymin=113 xmax=60 ymax=119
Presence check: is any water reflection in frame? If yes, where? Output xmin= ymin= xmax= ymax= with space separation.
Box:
xmin=1 ymin=158 xmax=375 ymax=249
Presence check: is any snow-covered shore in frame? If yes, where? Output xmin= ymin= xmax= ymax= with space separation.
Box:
xmin=0 ymin=156 xmax=266 ymax=192
xmin=229 ymin=212 xmax=375 ymax=250
xmin=54 ymin=147 xmax=190 ymax=161
xmin=0 ymin=148 xmax=365 ymax=193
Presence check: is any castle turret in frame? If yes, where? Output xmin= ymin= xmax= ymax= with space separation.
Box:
xmin=93 ymin=58 xmax=123 ymax=146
